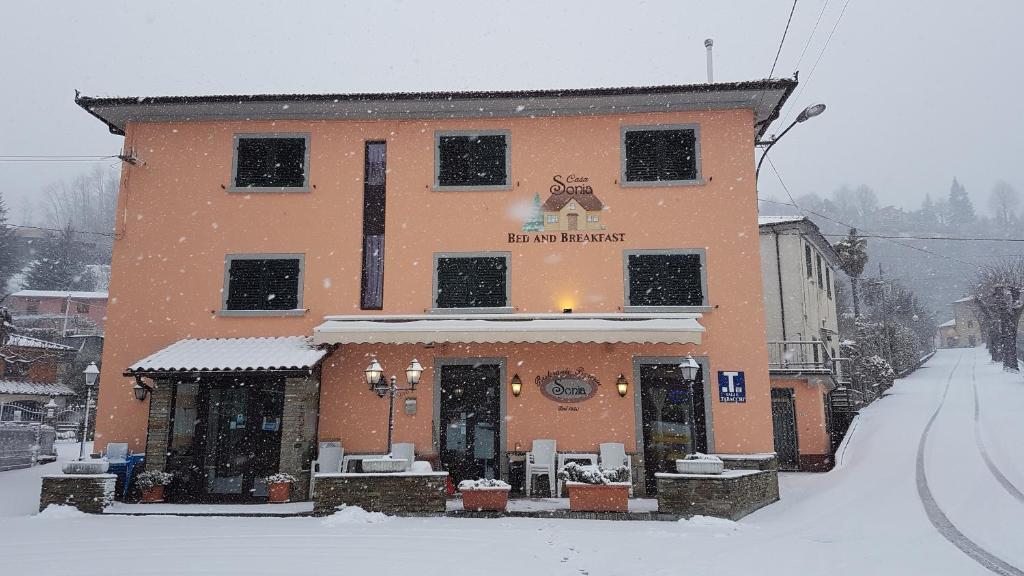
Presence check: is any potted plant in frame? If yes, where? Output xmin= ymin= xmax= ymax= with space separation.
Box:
xmin=557 ymin=462 xmax=631 ymax=513
xmin=135 ymin=470 xmax=173 ymax=503
xmin=265 ymin=473 xmax=297 ymax=503
xmin=458 ymin=478 xmax=511 ymax=512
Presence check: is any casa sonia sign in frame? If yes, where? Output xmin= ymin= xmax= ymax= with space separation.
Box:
xmin=536 ymin=368 xmax=601 ymax=403
xmin=508 ymin=174 xmax=625 ymax=244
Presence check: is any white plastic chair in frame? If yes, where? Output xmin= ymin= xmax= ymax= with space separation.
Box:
xmin=525 ymin=439 xmax=556 ymax=497
xmin=104 ymin=443 xmax=129 ymax=465
xmin=309 ymin=441 xmax=344 ymax=497
xmin=390 ymin=443 xmax=415 ymax=472
xmin=599 ymin=442 xmax=633 ymax=496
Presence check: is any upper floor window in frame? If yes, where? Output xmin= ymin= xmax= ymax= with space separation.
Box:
xmin=622 ymin=125 xmax=700 ymax=185
xmin=76 ymin=302 xmax=90 ymax=314
xmin=25 ymin=299 xmax=39 ymax=314
xmin=232 ymin=134 xmax=310 ymax=190
xmin=221 ymin=254 xmax=305 ymax=316
xmin=624 ymin=249 xmax=707 ymax=309
xmin=826 ymin=268 xmax=832 ymax=299
xmin=805 ymin=244 xmax=814 ymax=278
xmin=816 ymin=254 xmax=824 ymax=290
xmin=435 ymin=131 xmax=510 ymax=189
xmin=433 ymin=253 xmax=510 ymax=310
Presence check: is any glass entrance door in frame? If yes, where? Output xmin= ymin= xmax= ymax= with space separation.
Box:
xmin=205 ymin=387 xmax=249 ymax=494
xmin=439 ymin=363 xmax=501 ymax=485
xmin=639 ymin=363 xmax=707 ymax=494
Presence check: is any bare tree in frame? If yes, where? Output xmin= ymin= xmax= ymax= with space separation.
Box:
xmin=43 ymin=166 xmax=118 ymax=261
xmin=975 ymin=257 xmax=1024 ymax=372
xmin=988 ymin=181 xmax=1020 ymax=231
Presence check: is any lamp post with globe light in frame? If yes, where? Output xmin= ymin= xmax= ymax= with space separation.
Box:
xmin=364 ymin=359 xmax=423 ymax=454
xmin=79 ymin=362 xmax=99 ymax=460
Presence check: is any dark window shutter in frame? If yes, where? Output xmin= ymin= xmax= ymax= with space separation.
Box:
xmin=628 ymin=253 xmax=703 ymax=307
xmin=436 ymin=256 xmax=507 ymax=308
xmin=234 ymin=137 xmax=307 ymax=188
xmin=624 ymin=129 xmax=697 ymax=182
xmin=816 ymin=254 xmax=824 ymax=289
xmin=438 ymin=135 xmax=507 ymax=187
xmin=226 ymin=258 xmax=300 ymax=310
xmin=805 ymin=245 xmax=814 ymax=278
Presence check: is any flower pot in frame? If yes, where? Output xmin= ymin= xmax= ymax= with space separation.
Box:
xmin=461 ymin=488 xmax=510 ymax=512
xmin=140 ymin=485 xmax=165 ymax=503
xmin=268 ymin=481 xmax=291 ymax=503
xmin=566 ymin=483 xmax=630 ymax=513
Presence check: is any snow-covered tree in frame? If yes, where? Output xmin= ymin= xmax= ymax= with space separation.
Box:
xmin=0 ymin=192 xmax=18 ymax=291
xmin=23 ymin=224 xmax=94 ymax=291
xmin=947 ymin=178 xmax=976 ymax=227
xmin=974 ymin=257 xmax=1024 ymax=372
xmin=834 ymin=228 xmax=869 ymax=318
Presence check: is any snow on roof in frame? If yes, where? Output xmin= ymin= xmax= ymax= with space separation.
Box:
xmin=758 ymin=215 xmax=806 ymax=226
xmin=314 ymin=313 xmax=705 ymax=346
xmin=0 ymin=380 xmax=76 ymax=396
xmin=12 ymin=290 xmax=108 ymax=300
xmin=953 ymin=296 xmax=975 ymax=303
xmin=4 ymin=334 xmax=75 ymax=351
xmin=939 ymin=319 xmax=956 ymax=328
xmin=126 ymin=336 xmax=328 ymax=374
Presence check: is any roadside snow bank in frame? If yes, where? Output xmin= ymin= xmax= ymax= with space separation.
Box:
xmin=35 ymin=505 xmax=86 ymax=519
xmin=320 ymin=505 xmax=391 ymax=526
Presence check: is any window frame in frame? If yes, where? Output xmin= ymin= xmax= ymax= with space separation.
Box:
xmin=620 ymin=124 xmax=703 ymax=187
xmin=622 ymin=248 xmax=710 ymax=312
xmin=431 ymin=251 xmax=513 ymax=313
xmin=229 ymin=133 xmax=312 ymax=193
xmin=219 ymin=253 xmax=306 ymax=316
xmin=433 ymin=130 xmax=512 ymax=191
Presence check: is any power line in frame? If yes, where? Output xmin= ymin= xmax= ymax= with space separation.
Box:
xmin=821 ymin=233 xmax=1024 ymax=243
xmin=0 ymin=155 xmax=116 ymax=163
xmin=10 ymin=223 xmax=117 ymax=238
xmin=792 ymin=0 xmax=830 ymax=71
xmin=781 ymin=0 xmax=853 ymax=125
xmin=768 ymin=0 xmax=800 ymax=79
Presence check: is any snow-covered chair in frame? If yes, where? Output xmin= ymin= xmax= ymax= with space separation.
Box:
xmin=599 ymin=442 xmax=633 ymax=496
xmin=309 ymin=441 xmax=344 ymax=497
xmin=389 ymin=443 xmax=415 ymax=472
xmin=103 ymin=443 xmax=129 ymax=464
xmin=525 ymin=439 xmax=557 ymax=497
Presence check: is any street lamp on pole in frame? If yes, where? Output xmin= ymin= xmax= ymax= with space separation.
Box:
xmin=78 ymin=362 xmax=99 ymax=460
xmin=755 ymin=103 xmax=826 ymax=182
xmin=365 ymin=359 xmax=423 ymax=454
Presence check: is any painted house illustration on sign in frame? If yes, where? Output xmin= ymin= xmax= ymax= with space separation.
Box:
xmin=76 ymin=78 xmax=797 ymax=502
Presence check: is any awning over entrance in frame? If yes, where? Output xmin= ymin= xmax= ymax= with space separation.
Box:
xmin=124 ymin=336 xmax=328 ymax=375
xmin=312 ymin=313 xmax=704 ymax=345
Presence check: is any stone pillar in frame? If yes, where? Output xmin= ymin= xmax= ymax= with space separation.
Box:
xmin=278 ymin=375 xmax=320 ymax=501
xmin=143 ymin=378 xmax=172 ymax=472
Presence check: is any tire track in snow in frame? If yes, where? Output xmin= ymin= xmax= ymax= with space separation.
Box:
xmin=971 ymin=354 xmax=1024 ymax=504
xmin=916 ymin=353 xmax=1024 ymax=576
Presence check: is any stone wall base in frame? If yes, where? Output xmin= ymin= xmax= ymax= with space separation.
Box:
xmin=313 ymin=473 xmax=448 ymax=516
xmin=40 ymin=474 xmax=115 ymax=514
xmin=656 ymin=469 xmax=779 ymax=521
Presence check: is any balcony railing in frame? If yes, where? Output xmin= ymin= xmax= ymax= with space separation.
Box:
xmin=768 ymin=341 xmax=835 ymax=374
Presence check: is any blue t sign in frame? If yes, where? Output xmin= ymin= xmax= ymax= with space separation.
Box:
xmin=718 ymin=371 xmax=746 ymax=403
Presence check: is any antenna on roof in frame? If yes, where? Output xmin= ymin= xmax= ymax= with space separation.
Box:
xmin=704 ymin=39 xmax=714 ymax=83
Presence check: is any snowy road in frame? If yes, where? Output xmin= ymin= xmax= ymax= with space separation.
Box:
xmin=0 ymin=347 xmax=1021 ymax=575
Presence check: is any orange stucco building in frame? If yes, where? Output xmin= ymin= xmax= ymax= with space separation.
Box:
xmin=78 ymin=79 xmax=796 ymax=501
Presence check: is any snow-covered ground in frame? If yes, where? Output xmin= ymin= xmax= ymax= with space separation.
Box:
xmin=0 ymin=348 xmax=1021 ymax=576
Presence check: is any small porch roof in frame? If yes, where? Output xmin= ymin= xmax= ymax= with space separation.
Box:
xmin=312 ymin=313 xmax=704 ymax=345
xmin=125 ymin=336 xmax=328 ymax=375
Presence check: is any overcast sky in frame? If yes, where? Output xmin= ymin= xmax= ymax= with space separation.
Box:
xmin=2 ymin=1 xmax=1021 ymax=225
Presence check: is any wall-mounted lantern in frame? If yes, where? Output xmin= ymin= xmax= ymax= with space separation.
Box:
xmin=616 ymin=374 xmax=629 ymax=397
xmin=510 ymin=373 xmax=523 ymax=397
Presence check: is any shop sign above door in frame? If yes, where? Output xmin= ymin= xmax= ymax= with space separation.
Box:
xmin=536 ymin=368 xmax=600 ymax=403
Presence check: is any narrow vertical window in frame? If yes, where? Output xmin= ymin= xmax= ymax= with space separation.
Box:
xmin=816 ymin=254 xmax=824 ymax=289
xmin=826 ymin=268 xmax=832 ymax=299
xmin=805 ymin=244 xmax=813 ymax=278
xmin=361 ymin=142 xmax=386 ymax=310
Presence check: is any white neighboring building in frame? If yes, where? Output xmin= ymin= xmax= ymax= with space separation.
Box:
xmin=758 ymin=216 xmax=844 ymax=472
